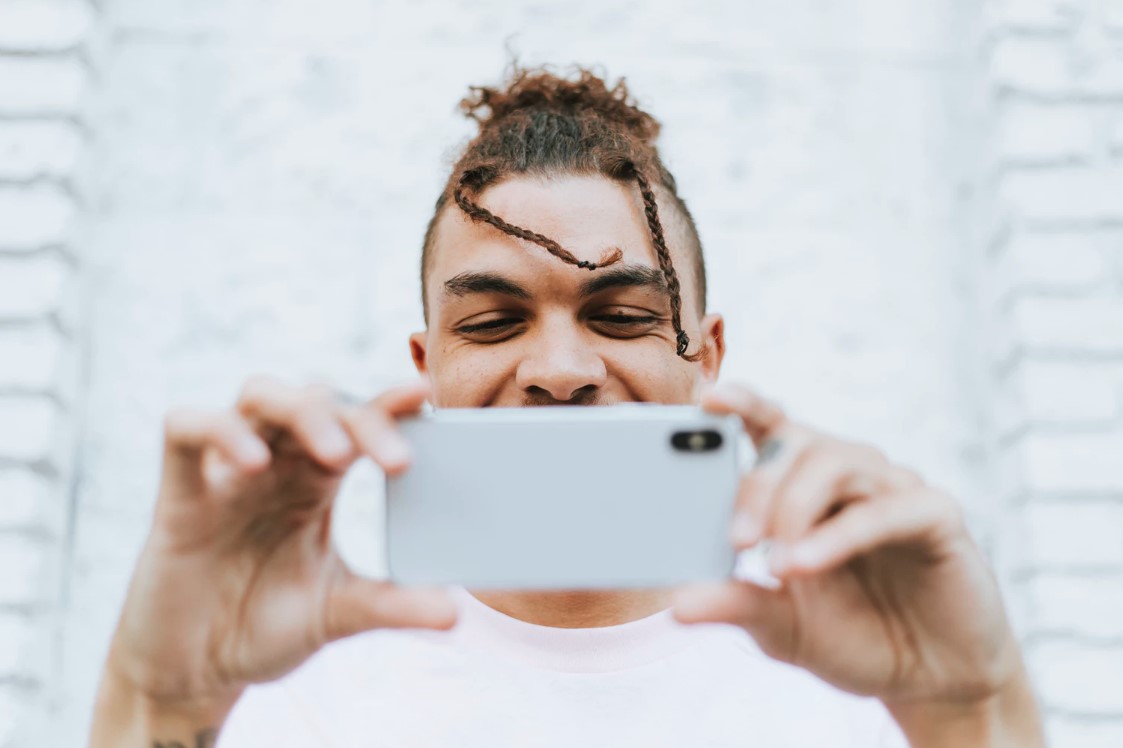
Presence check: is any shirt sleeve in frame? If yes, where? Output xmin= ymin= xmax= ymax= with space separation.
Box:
xmin=215 ymin=680 xmax=332 ymax=748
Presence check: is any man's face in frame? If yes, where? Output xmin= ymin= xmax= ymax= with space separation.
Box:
xmin=411 ymin=173 xmax=725 ymax=407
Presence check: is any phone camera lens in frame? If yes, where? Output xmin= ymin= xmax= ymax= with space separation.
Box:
xmin=671 ymin=430 xmax=723 ymax=452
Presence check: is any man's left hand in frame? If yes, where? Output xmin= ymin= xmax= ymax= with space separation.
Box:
xmin=672 ymin=383 xmax=1044 ymax=746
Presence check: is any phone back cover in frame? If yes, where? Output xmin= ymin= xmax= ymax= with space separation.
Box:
xmin=386 ymin=406 xmax=742 ymax=590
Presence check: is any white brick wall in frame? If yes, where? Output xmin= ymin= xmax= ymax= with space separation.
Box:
xmin=0 ymin=1 xmax=92 ymax=52
xmin=0 ymin=1 xmax=1120 ymax=746
xmin=0 ymin=1 xmax=93 ymax=746
xmin=0 ymin=186 xmax=75 ymax=249
xmin=985 ymin=1 xmax=1123 ymax=742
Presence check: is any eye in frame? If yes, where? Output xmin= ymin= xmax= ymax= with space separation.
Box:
xmin=589 ymin=310 xmax=662 ymax=337
xmin=454 ymin=317 xmax=525 ymax=342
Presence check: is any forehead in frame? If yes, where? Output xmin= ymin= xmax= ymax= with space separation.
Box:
xmin=425 ymin=173 xmax=697 ymax=305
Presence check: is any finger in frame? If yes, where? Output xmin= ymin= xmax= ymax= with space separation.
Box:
xmin=325 ymin=573 xmax=458 ymax=641
xmin=671 ymin=581 xmax=797 ymax=664
xmin=342 ymin=380 xmax=432 ymax=476
xmin=767 ymin=441 xmax=893 ymax=544
xmin=768 ymin=488 xmax=963 ymax=578
xmin=236 ymin=376 xmax=356 ymax=471
xmin=702 ymin=383 xmax=789 ymax=447
xmin=726 ymin=430 xmax=818 ymax=548
xmin=162 ymin=409 xmax=272 ymax=493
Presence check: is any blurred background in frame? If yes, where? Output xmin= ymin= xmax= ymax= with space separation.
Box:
xmin=0 ymin=0 xmax=1121 ymax=745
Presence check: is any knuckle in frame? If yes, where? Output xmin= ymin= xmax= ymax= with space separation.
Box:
xmin=891 ymin=465 xmax=925 ymax=489
xmin=937 ymin=492 xmax=967 ymax=528
xmin=303 ymin=381 xmax=338 ymax=405
xmin=852 ymin=442 xmax=888 ymax=466
xmin=761 ymin=397 xmax=788 ymax=421
xmin=162 ymin=408 xmax=194 ymax=437
xmin=796 ymin=439 xmax=836 ymax=468
xmin=337 ymin=405 xmax=362 ymax=433
xmin=293 ymin=396 xmax=332 ymax=429
xmin=739 ymin=469 xmax=772 ymax=496
xmin=237 ymin=373 xmax=283 ymax=408
xmin=369 ymin=392 xmax=403 ymax=418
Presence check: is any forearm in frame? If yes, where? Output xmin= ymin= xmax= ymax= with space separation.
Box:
xmin=885 ymin=665 xmax=1045 ymax=748
xmin=89 ymin=664 xmax=242 ymax=748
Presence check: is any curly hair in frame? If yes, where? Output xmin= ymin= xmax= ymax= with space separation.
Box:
xmin=421 ymin=65 xmax=708 ymax=361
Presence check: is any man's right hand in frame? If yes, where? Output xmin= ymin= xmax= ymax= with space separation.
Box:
xmin=90 ymin=376 xmax=457 ymax=744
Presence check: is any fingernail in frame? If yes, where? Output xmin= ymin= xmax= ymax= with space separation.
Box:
xmin=670 ymin=591 xmax=706 ymax=621
xmin=730 ymin=512 xmax=760 ymax=545
xmin=238 ymin=436 xmax=270 ymax=464
xmin=704 ymin=383 xmax=734 ymax=402
xmin=380 ymin=436 xmax=412 ymax=465
xmin=321 ymin=424 xmax=353 ymax=459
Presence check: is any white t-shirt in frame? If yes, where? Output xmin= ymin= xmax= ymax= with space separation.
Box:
xmin=217 ymin=586 xmax=908 ymax=747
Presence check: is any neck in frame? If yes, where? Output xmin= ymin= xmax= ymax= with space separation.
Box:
xmin=466 ymin=587 xmax=674 ymax=628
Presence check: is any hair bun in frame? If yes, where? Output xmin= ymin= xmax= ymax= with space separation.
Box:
xmin=460 ymin=66 xmax=661 ymax=145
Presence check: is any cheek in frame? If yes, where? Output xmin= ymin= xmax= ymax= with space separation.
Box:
xmin=430 ymin=343 xmax=518 ymax=407
xmin=604 ymin=344 xmax=698 ymax=404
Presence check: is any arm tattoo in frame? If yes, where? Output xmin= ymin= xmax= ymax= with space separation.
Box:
xmin=152 ymin=728 xmax=217 ymax=748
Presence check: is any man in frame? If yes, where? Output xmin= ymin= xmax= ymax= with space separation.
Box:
xmin=90 ymin=66 xmax=1044 ymax=746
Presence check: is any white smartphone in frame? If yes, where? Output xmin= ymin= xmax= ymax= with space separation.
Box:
xmin=385 ymin=405 xmax=746 ymax=590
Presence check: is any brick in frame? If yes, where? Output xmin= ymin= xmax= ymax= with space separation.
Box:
xmin=0 ymin=186 xmax=74 ymax=249
xmin=0 ymin=536 xmax=54 ymax=606
xmin=1029 ymin=640 xmax=1123 ymax=712
xmin=1022 ymin=572 xmax=1123 ymax=638
xmin=993 ymin=436 xmax=1028 ymax=505
xmin=992 ymin=35 xmax=1123 ymax=97
xmin=0 ymin=255 xmax=70 ymax=318
xmin=0 ymin=57 xmax=85 ymax=116
xmin=1015 ymin=360 xmax=1122 ymax=423
xmin=996 ymin=229 xmax=1110 ymax=294
xmin=1010 ymin=296 xmax=1123 ymax=353
xmin=0 ymin=684 xmax=36 ymax=746
xmin=0 ymin=121 xmax=82 ymax=180
xmin=991 ymin=36 xmax=1069 ymax=93
xmin=993 ymin=379 xmax=1028 ymax=445
xmin=0 ymin=1 xmax=92 ymax=52
xmin=1023 ymin=432 xmax=1123 ymax=493
xmin=0 ymin=325 xmax=65 ymax=389
xmin=0 ymin=397 xmax=58 ymax=463
xmin=996 ymin=101 xmax=1101 ymax=164
xmin=1047 ymin=721 xmax=1123 ymax=748
xmin=0 ymin=613 xmax=50 ymax=682
xmin=0 ymin=470 xmax=60 ymax=533
xmin=985 ymin=0 xmax=1080 ymax=31
xmin=110 ymin=0 xmax=379 ymax=40
xmin=999 ymin=166 xmax=1123 ymax=223
xmin=1021 ymin=502 xmax=1123 ymax=567
xmin=1108 ymin=0 xmax=1123 ymax=34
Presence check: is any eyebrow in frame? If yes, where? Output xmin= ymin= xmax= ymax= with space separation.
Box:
xmin=443 ymin=272 xmax=532 ymax=300
xmin=578 ymin=263 xmax=668 ymax=298
xmin=442 ymin=263 xmax=668 ymax=303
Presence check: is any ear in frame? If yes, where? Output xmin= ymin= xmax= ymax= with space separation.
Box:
xmin=409 ymin=331 xmax=429 ymax=376
xmin=696 ymin=313 xmax=725 ymax=386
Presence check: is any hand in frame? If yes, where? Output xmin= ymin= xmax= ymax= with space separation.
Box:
xmin=672 ymin=383 xmax=1042 ymax=743
xmin=104 ymin=376 xmax=457 ymax=708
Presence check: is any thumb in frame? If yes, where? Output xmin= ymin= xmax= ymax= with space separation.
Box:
xmin=671 ymin=580 xmax=797 ymax=663
xmin=324 ymin=570 xmax=459 ymax=642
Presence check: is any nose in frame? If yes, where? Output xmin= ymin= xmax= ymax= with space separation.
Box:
xmin=515 ymin=322 xmax=608 ymax=403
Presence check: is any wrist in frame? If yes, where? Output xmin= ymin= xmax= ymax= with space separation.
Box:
xmin=90 ymin=659 xmax=243 ymax=748
xmin=884 ymin=665 xmax=1044 ymax=748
